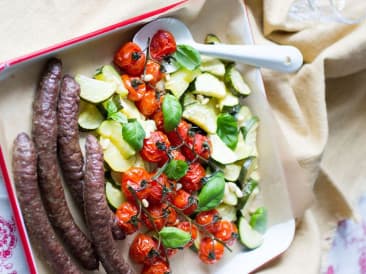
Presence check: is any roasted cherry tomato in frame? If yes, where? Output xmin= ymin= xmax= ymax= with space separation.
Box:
xmin=114 ymin=42 xmax=146 ymax=76
xmin=129 ymin=233 xmax=158 ymax=265
xmin=182 ymin=133 xmax=212 ymax=161
xmin=171 ymin=189 xmax=197 ymax=215
xmin=144 ymin=60 xmax=164 ymax=85
xmin=121 ymin=74 xmax=146 ymax=102
xmin=142 ymin=259 xmax=170 ymax=274
xmin=171 ymin=149 xmax=186 ymax=161
xmin=175 ymin=221 xmax=198 ymax=247
xmin=214 ymin=220 xmax=238 ymax=245
xmin=142 ymin=204 xmax=177 ymax=231
xmin=147 ymin=173 xmax=174 ymax=204
xmin=150 ymin=30 xmax=177 ymax=61
xmin=115 ymin=201 xmax=140 ymax=234
xmin=180 ymin=162 xmax=205 ymax=193
xmin=121 ymin=167 xmax=150 ymax=202
xmin=195 ymin=209 xmax=220 ymax=233
xmin=136 ymin=89 xmax=160 ymax=117
xmin=167 ymin=120 xmax=192 ymax=146
xmin=152 ymin=110 xmax=164 ymax=131
xmin=140 ymin=131 xmax=170 ymax=163
xmin=198 ymin=237 xmax=224 ymax=264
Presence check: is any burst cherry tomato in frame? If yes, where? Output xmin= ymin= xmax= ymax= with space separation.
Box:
xmin=115 ymin=201 xmax=140 ymax=234
xmin=172 ymin=189 xmax=197 ymax=215
xmin=167 ymin=120 xmax=192 ymax=146
xmin=214 ymin=220 xmax=238 ymax=245
xmin=195 ymin=209 xmax=220 ymax=233
xmin=144 ymin=60 xmax=164 ymax=85
xmin=198 ymin=237 xmax=224 ymax=264
xmin=142 ymin=259 xmax=170 ymax=274
xmin=121 ymin=167 xmax=150 ymax=202
xmin=180 ymin=162 xmax=205 ymax=193
xmin=121 ymin=74 xmax=146 ymax=102
xmin=129 ymin=233 xmax=158 ymax=265
xmin=140 ymin=131 xmax=170 ymax=163
xmin=142 ymin=204 xmax=177 ymax=231
xmin=136 ymin=89 xmax=160 ymax=117
xmin=171 ymin=149 xmax=186 ymax=161
xmin=152 ymin=110 xmax=165 ymax=131
xmin=150 ymin=30 xmax=177 ymax=61
xmin=147 ymin=173 xmax=174 ymax=204
xmin=182 ymin=133 xmax=212 ymax=161
xmin=176 ymin=221 xmax=198 ymax=247
xmin=114 ymin=42 xmax=146 ymax=76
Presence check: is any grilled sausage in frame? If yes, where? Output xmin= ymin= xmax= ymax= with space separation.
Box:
xmin=84 ymin=135 xmax=134 ymax=274
xmin=32 ymin=58 xmax=98 ymax=270
xmin=57 ymin=75 xmax=84 ymax=210
xmin=12 ymin=133 xmax=82 ymax=274
xmin=57 ymin=74 xmax=125 ymax=240
xmin=110 ymin=212 xmax=126 ymax=240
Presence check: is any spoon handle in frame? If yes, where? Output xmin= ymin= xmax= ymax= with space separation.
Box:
xmin=194 ymin=43 xmax=303 ymax=73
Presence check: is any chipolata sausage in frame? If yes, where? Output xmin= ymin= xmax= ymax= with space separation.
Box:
xmin=84 ymin=134 xmax=134 ymax=274
xmin=57 ymin=74 xmax=125 ymax=240
xmin=57 ymin=75 xmax=85 ymax=210
xmin=32 ymin=58 xmax=98 ymax=270
xmin=12 ymin=133 xmax=82 ymax=274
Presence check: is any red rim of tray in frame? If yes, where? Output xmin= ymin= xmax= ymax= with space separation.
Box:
xmin=0 ymin=1 xmax=188 ymax=273
xmin=0 ymin=0 xmax=188 ymax=74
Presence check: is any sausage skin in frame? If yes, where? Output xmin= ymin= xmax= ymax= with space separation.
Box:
xmin=84 ymin=135 xmax=134 ymax=274
xmin=32 ymin=58 xmax=98 ymax=270
xmin=57 ymin=75 xmax=84 ymax=210
xmin=12 ymin=133 xmax=82 ymax=274
xmin=57 ymin=74 xmax=125 ymax=240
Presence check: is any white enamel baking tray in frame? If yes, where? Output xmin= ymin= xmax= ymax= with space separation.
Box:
xmin=0 ymin=0 xmax=295 ymax=273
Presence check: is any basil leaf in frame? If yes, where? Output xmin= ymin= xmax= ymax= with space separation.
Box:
xmin=240 ymin=116 xmax=259 ymax=140
xmin=105 ymin=99 xmax=118 ymax=115
xmin=173 ymin=45 xmax=201 ymax=70
xmin=197 ymin=172 xmax=225 ymax=212
xmin=162 ymin=94 xmax=182 ymax=132
xmin=159 ymin=226 xmax=191 ymax=248
xmin=122 ymin=120 xmax=145 ymax=151
xmin=164 ymin=160 xmax=188 ymax=180
xmin=249 ymin=207 xmax=267 ymax=234
xmin=109 ymin=112 xmax=127 ymax=124
xmin=217 ymin=113 xmax=239 ymax=149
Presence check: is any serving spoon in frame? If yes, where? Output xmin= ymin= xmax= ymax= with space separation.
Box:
xmin=133 ymin=17 xmax=303 ymax=73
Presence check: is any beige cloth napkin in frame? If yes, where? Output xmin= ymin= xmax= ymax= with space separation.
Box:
xmin=1 ymin=0 xmax=366 ymax=273
xmin=245 ymin=0 xmax=366 ymax=272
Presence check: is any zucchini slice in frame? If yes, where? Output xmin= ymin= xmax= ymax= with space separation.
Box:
xmin=105 ymin=181 xmax=125 ymax=210
xmin=238 ymin=156 xmax=257 ymax=188
xmin=100 ymin=137 xmax=136 ymax=172
xmin=78 ymin=100 xmax=104 ymax=130
xmin=208 ymin=134 xmax=237 ymax=164
xmin=119 ymin=98 xmax=145 ymax=121
xmin=200 ymin=57 xmax=226 ymax=77
xmin=97 ymin=120 xmax=135 ymax=158
xmin=165 ymin=68 xmax=200 ymax=99
xmin=193 ymin=73 xmax=226 ymax=99
xmin=182 ymin=99 xmax=218 ymax=133
xmin=94 ymin=65 xmax=128 ymax=97
xmin=238 ymin=216 xmax=263 ymax=249
xmin=204 ymin=34 xmax=222 ymax=44
xmin=216 ymin=203 xmax=237 ymax=222
xmin=225 ymin=65 xmax=251 ymax=97
xmin=218 ymin=90 xmax=240 ymax=110
xmin=76 ymin=74 xmax=116 ymax=103
xmin=223 ymin=163 xmax=241 ymax=182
